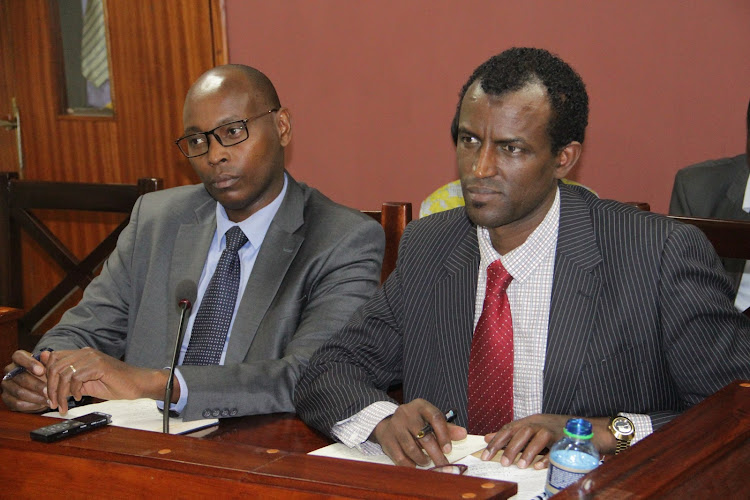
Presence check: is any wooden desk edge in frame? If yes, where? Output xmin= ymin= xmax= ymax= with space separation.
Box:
xmin=0 ymin=411 xmax=514 ymax=499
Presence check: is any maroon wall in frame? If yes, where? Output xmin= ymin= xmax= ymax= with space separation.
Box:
xmin=225 ymin=0 xmax=750 ymax=215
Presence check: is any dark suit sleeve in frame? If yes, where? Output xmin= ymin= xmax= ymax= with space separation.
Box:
xmin=668 ymin=169 xmax=691 ymax=216
xmin=178 ymin=219 xmax=385 ymax=420
xmin=653 ymin=222 xmax=750 ymax=428
xmin=294 ymin=227 xmax=415 ymax=437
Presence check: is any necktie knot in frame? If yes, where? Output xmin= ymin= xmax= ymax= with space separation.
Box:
xmin=487 ymin=259 xmax=513 ymax=294
xmin=224 ymin=226 xmax=248 ymax=253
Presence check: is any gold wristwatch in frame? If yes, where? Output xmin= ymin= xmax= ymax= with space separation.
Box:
xmin=608 ymin=415 xmax=635 ymax=455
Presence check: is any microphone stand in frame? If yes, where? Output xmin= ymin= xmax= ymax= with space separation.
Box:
xmin=164 ymin=299 xmax=192 ymax=433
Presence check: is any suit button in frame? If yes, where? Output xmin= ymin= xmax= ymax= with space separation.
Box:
xmin=220 ymin=409 xmax=230 ymax=417
xmin=211 ymin=408 xmax=221 ymax=418
xmin=229 ymin=409 xmax=238 ymax=416
xmin=202 ymin=409 xmax=212 ymax=418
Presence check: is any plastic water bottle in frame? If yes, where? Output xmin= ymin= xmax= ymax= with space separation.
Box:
xmin=544 ymin=418 xmax=600 ymax=497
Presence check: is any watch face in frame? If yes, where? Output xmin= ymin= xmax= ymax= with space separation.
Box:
xmin=612 ymin=417 xmax=634 ymax=436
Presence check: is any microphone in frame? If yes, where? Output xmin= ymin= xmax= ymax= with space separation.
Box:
xmin=163 ymin=280 xmax=197 ymax=433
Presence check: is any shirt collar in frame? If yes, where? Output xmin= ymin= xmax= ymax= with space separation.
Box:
xmin=215 ymin=173 xmax=288 ymax=250
xmin=477 ymin=186 xmax=560 ymax=282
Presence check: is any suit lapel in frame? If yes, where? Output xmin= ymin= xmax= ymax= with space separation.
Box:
xmin=433 ymin=215 xmax=479 ymax=424
xmin=225 ymin=175 xmax=305 ymax=363
xmin=165 ymin=193 xmax=217 ymax=366
xmin=543 ymin=187 xmax=602 ymax=414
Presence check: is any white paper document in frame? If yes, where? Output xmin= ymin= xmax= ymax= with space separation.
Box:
xmin=309 ymin=434 xmax=488 ymax=466
xmin=309 ymin=435 xmax=547 ymax=499
xmin=43 ymin=398 xmax=219 ymax=435
xmin=460 ymin=454 xmax=547 ymax=500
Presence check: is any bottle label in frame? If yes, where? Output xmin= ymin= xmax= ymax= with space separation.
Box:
xmin=545 ymin=458 xmax=593 ymax=496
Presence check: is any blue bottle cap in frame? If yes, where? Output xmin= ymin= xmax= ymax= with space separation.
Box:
xmin=564 ymin=418 xmax=594 ymax=440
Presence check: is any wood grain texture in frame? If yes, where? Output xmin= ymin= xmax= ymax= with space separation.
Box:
xmin=555 ymin=380 xmax=750 ymax=498
xmin=0 ymin=410 xmax=514 ymax=499
xmin=1 ymin=0 xmax=224 ymax=345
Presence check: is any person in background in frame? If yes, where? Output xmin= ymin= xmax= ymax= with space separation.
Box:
xmin=2 ymin=64 xmax=384 ymax=421
xmin=669 ymin=98 xmax=750 ymax=312
xmin=294 ymin=48 xmax=750 ymax=470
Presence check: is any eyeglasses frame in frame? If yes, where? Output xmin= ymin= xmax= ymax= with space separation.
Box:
xmin=175 ymin=108 xmax=280 ymax=158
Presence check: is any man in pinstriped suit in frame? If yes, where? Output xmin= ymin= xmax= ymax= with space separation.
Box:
xmin=294 ymin=48 xmax=750 ymax=469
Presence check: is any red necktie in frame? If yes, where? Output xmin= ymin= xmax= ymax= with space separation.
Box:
xmin=468 ymin=259 xmax=514 ymax=435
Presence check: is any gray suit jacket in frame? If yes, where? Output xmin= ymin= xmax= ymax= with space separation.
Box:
xmin=38 ymin=174 xmax=384 ymax=420
xmin=295 ymin=184 xmax=750 ymax=436
xmin=669 ymin=154 xmax=750 ymax=291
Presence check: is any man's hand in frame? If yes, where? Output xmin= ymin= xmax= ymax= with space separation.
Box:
xmin=42 ymin=348 xmax=176 ymax=414
xmin=1 ymin=350 xmax=49 ymax=412
xmin=482 ymin=414 xmax=615 ymax=469
xmin=370 ymin=399 xmax=467 ymax=467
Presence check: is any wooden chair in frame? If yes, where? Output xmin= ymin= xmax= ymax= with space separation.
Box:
xmin=666 ymin=216 xmax=750 ymax=261
xmin=665 ymin=215 xmax=750 ymax=318
xmin=362 ymin=202 xmax=412 ymax=283
xmin=0 ymin=172 xmax=163 ymax=356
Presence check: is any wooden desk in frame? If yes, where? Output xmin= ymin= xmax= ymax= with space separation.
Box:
xmin=3 ymin=380 xmax=748 ymax=498
xmin=556 ymin=380 xmax=750 ymax=498
xmin=0 ymin=410 xmax=514 ymax=499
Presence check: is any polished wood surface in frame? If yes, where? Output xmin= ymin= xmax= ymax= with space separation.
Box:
xmin=0 ymin=409 xmax=514 ymax=499
xmin=556 ymin=380 xmax=750 ymax=498
xmin=1 ymin=381 xmax=748 ymax=497
xmin=363 ymin=201 xmax=413 ymax=282
xmin=0 ymin=306 xmax=20 ymax=368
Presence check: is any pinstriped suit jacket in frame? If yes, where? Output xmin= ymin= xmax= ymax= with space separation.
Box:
xmin=295 ymin=184 xmax=750 ymax=437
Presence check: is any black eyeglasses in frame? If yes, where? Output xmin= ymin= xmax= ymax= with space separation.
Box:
xmin=175 ymin=108 xmax=279 ymax=158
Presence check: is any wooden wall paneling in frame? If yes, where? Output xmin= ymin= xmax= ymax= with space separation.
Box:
xmin=0 ymin=0 xmax=19 ymax=174
xmin=107 ymin=0 xmax=219 ymax=188
xmin=2 ymin=0 xmax=225 ymax=346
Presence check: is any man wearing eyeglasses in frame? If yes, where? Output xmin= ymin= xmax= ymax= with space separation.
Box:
xmin=2 ymin=65 xmax=384 ymax=421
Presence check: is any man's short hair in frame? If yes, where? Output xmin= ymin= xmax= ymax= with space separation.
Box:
xmin=450 ymin=47 xmax=589 ymax=153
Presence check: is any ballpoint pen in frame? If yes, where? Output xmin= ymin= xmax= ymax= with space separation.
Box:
xmin=416 ymin=409 xmax=457 ymax=439
xmin=2 ymin=348 xmax=53 ymax=381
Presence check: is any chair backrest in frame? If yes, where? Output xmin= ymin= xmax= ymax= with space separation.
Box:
xmin=666 ymin=215 xmax=750 ymax=318
xmin=0 ymin=172 xmax=163 ymax=348
xmin=362 ymin=202 xmax=412 ymax=283
xmin=666 ymin=216 xmax=750 ymax=261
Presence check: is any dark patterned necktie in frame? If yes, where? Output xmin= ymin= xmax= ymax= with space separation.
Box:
xmin=467 ymin=259 xmax=514 ymax=434
xmin=183 ymin=226 xmax=248 ymax=366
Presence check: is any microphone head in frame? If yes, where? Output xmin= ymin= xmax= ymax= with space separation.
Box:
xmin=175 ymin=280 xmax=197 ymax=311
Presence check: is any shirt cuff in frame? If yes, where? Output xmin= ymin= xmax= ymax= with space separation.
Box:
xmin=620 ymin=412 xmax=653 ymax=445
xmin=156 ymin=368 xmax=188 ymax=414
xmin=331 ymin=401 xmax=399 ymax=454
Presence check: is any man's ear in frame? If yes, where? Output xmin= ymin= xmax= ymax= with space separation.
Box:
xmin=554 ymin=141 xmax=582 ymax=179
xmin=276 ymin=107 xmax=292 ymax=147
